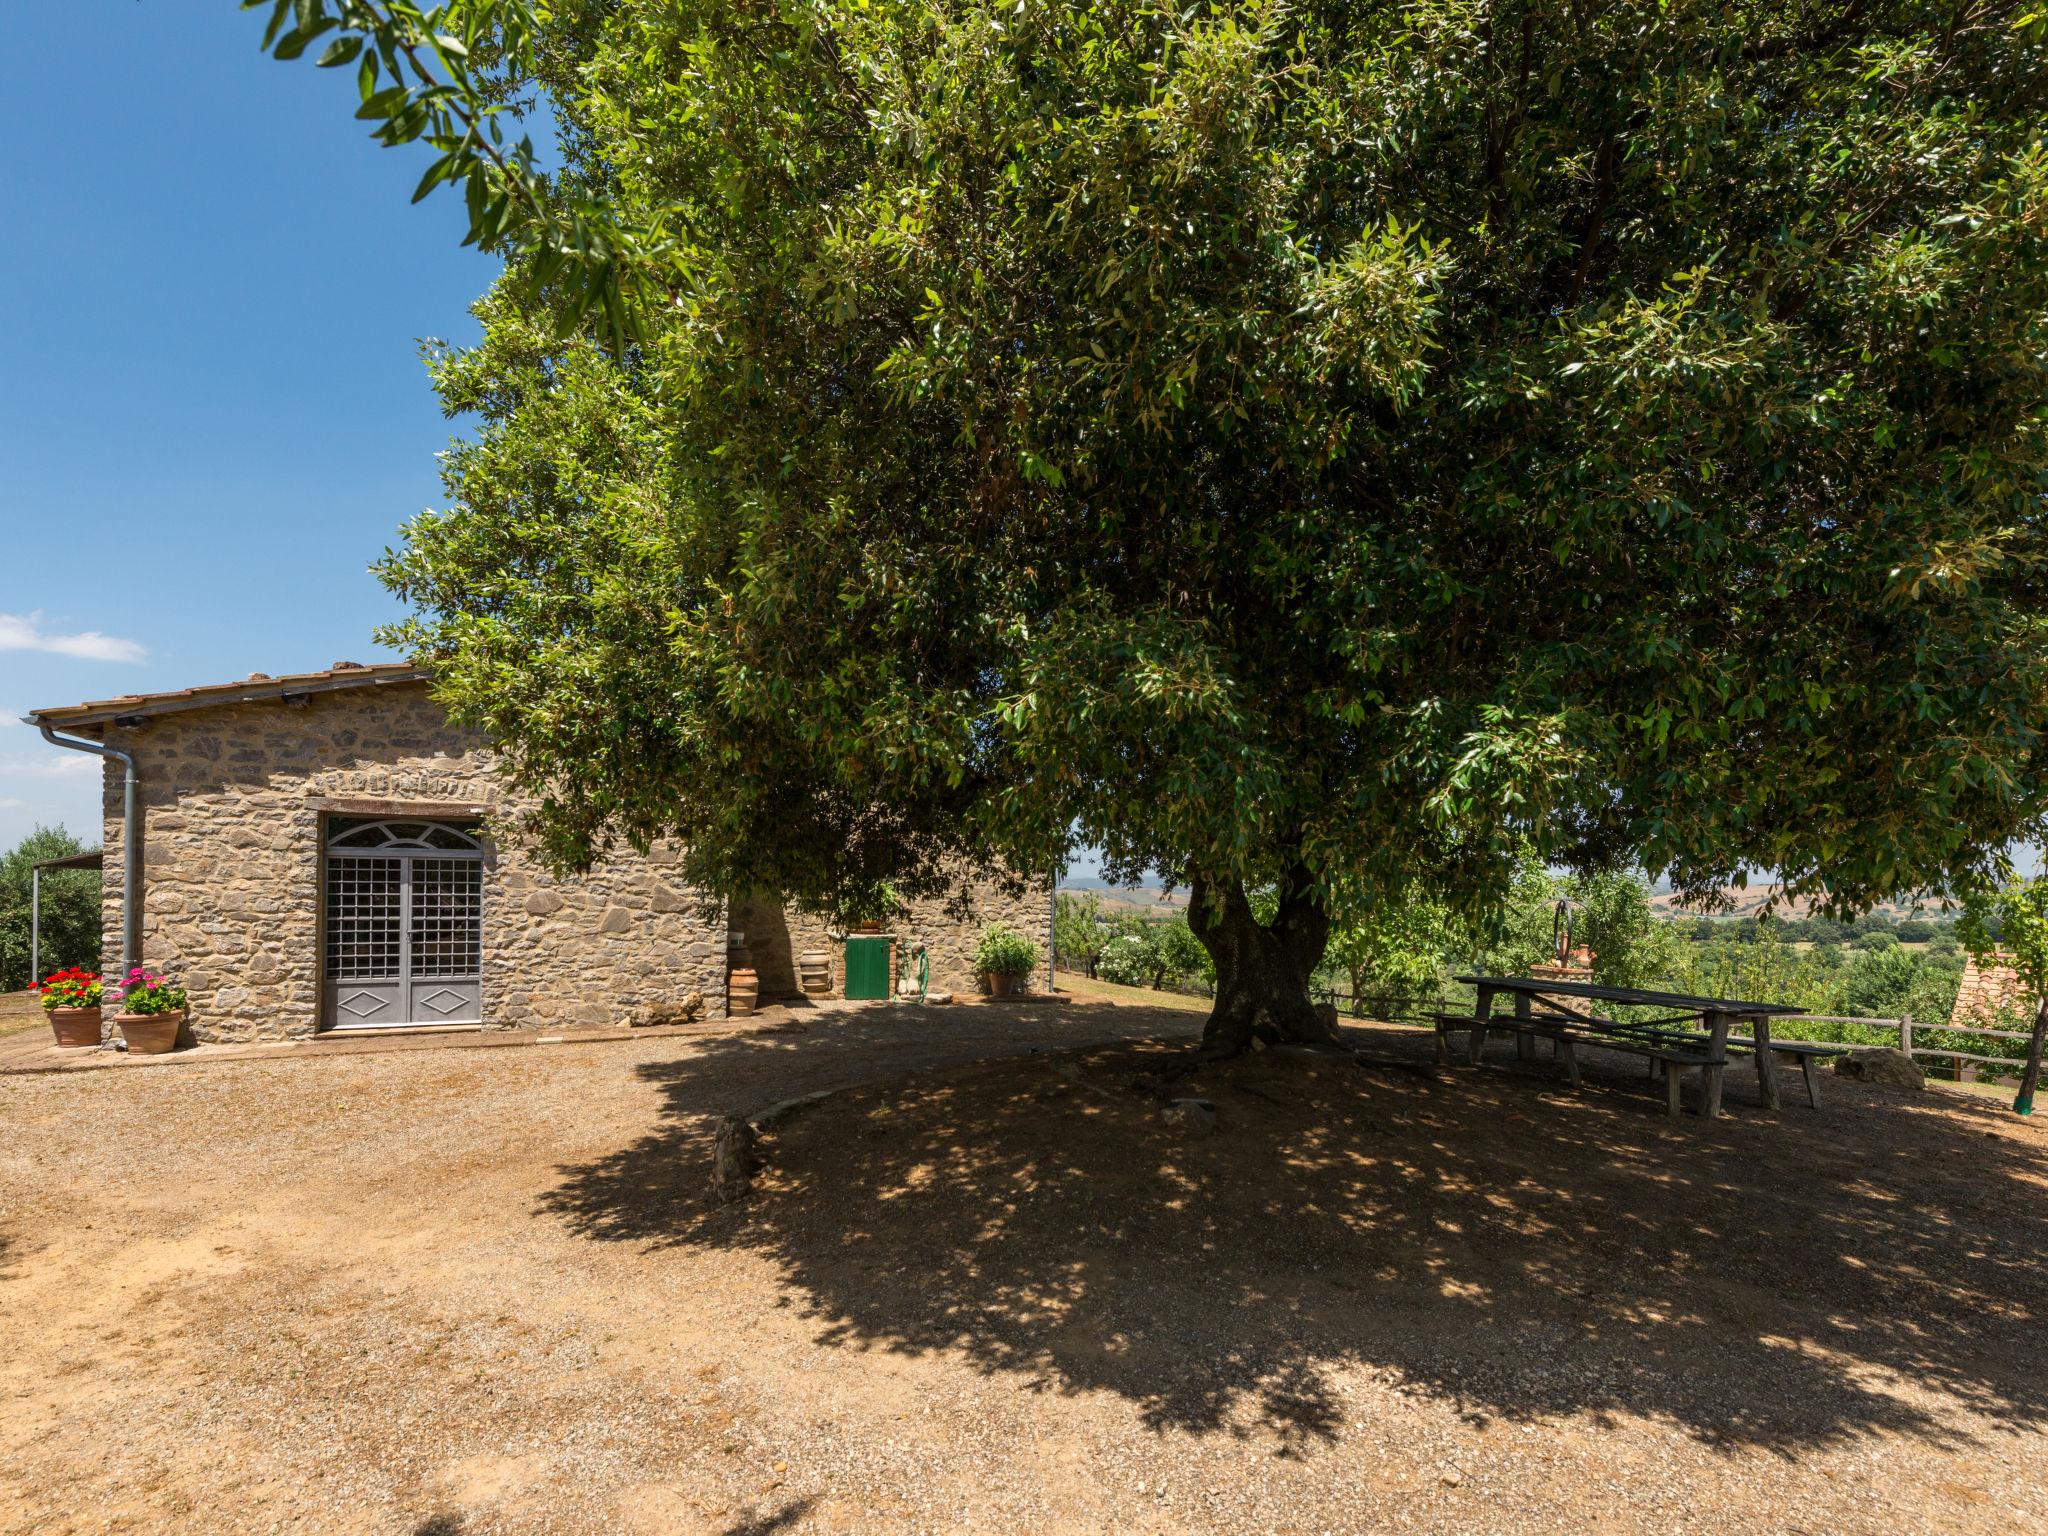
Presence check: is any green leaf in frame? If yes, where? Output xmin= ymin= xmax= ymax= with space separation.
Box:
xmin=272 ymin=19 xmax=337 ymax=61
xmin=410 ymin=152 xmax=458 ymax=204
xmin=355 ymin=85 xmax=409 ymax=121
xmin=316 ymin=35 xmax=363 ymax=68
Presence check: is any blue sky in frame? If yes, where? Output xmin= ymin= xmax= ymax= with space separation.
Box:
xmin=0 ymin=5 xmax=497 ymax=848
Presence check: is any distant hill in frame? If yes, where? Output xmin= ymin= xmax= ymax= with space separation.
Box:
xmin=1649 ymin=883 xmax=1948 ymax=921
xmin=1059 ymin=878 xmax=1186 ymax=913
xmin=1061 ymin=876 xmax=1950 ymax=923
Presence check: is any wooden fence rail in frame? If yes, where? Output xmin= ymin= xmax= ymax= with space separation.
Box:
xmin=1787 ymin=1014 xmax=2030 ymax=1076
xmin=1311 ymin=994 xmax=2031 ymax=1080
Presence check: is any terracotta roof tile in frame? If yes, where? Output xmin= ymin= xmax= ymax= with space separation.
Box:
xmin=25 ymin=662 xmax=427 ymax=728
xmin=1950 ymin=951 xmax=2028 ymax=1029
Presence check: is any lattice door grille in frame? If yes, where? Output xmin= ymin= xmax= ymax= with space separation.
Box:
xmin=326 ymin=857 xmax=402 ymax=981
xmin=323 ymin=821 xmax=484 ymax=1027
xmin=409 ymin=858 xmax=483 ymax=979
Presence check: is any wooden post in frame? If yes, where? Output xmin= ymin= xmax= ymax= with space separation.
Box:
xmin=1749 ymin=1012 xmax=1780 ymax=1111
xmin=1899 ymin=1014 xmax=1913 ymax=1063
xmin=1468 ymin=984 xmax=1497 ymax=1066
xmin=1799 ymin=1052 xmax=1823 ymax=1109
xmin=1701 ymin=1010 xmax=1730 ymax=1119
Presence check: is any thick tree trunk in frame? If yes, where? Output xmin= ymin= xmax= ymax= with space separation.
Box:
xmin=1188 ymin=870 xmax=1338 ymax=1056
xmin=2016 ymin=995 xmax=2048 ymax=1116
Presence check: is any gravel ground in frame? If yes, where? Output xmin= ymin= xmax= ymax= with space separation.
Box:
xmin=0 ymin=998 xmax=2042 ymax=1535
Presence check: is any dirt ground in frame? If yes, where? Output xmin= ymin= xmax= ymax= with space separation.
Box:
xmin=1 ymin=999 xmax=2044 ymax=1536
xmin=0 ymin=992 xmax=43 ymax=1039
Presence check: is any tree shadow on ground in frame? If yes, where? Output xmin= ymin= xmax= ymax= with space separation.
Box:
xmin=539 ymin=1015 xmax=2048 ymax=1457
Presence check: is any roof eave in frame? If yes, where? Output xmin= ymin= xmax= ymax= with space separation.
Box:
xmin=25 ymin=666 xmax=431 ymax=730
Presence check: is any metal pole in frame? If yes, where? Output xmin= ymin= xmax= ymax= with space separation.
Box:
xmin=29 ymin=865 xmax=40 ymax=987
xmin=1046 ymin=869 xmax=1057 ymax=996
xmin=32 ymin=723 xmax=140 ymax=977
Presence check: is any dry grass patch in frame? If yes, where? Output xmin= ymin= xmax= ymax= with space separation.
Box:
xmin=0 ymin=991 xmax=44 ymax=1040
xmin=1054 ymin=967 xmax=1215 ymax=1012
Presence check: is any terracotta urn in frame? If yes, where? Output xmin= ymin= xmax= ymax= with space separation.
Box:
xmin=116 ymin=1009 xmax=186 ymax=1055
xmin=986 ymin=971 xmax=1019 ymax=998
xmin=727 ymin=968 xmax=760 ymax=1019
xmin=48 ymin=1006 xmax=103 ymax=1049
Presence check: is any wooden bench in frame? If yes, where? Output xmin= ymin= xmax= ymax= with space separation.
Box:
xmin=1727 ymin=1038 xmax=1847 ymax=1108
xmin=1451 ymin=975 xmax=1812 ymax=1120
xmin=1550 ymin=1023 xmax=1726 ymax=1119
xmin=1433 ymin=1010 xmax=1587 ymax=1070
xmin=1434 ymin=1010 xmax=1730 ymax=1118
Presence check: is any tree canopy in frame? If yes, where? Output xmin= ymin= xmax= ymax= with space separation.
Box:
xmin=257 ymin=0 xmax=2048 ymax=1050
xmin=0 ymin=827 xmax=101 ymax=994
xmin=1960 ymin=874 xmax=2048 ymax=1111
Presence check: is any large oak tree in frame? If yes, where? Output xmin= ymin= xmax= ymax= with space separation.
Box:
xmin=259 ymin=0 xmax=2048 ymax=1053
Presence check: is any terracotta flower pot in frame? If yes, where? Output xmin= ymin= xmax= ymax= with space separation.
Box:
xmin=117 ymin=1009 xmax=186 ymax=1055
xmin=986 ymin=971 xmax=1019 ymax=998
xmin=48 ymin=1006 xmax=103 ymax=1049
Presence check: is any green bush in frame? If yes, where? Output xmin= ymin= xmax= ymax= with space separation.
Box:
xmin=1096 ymin=932 xmax=1157 ymax=988
xmin=973 ymin=923 xmax=1039 ymax=979
xmin=1842 ymin=946 xmax=1919 ymax=1015
xmin=1155 ymin=914 xmax=1213 ymax=987
xmin=1054 ymin=892 xmax=1111 ymax=975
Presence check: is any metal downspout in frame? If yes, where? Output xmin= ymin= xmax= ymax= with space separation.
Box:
xmin=34 ymin=723 xmax=140 ymax=977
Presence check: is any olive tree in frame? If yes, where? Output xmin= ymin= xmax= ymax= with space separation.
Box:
xmin=1052 ymin=892 xmax=1111 ymax=978
xmin=255 ymin=0 xmax=2048 ymax=1057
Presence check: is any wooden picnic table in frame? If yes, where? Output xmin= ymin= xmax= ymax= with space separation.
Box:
xmin=1450 ymin=974 xmax=1811 ymax=1118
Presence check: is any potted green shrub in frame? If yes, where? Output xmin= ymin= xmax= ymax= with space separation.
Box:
xmin=37 ymin=968 xmax=104 ymax=1048
xmin=974 ymin=924 xmax=1039 ymax=998
xmin=841 ymin=882 xmax=904 ymax=936
xmin=111 ymin=968 xmax=189 ymax=1055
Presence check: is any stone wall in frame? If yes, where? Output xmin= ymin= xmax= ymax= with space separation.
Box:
xmin=95 ymin=683 xmax=726 ymax=1043
xmin=741 ymin=876 xmax=1051 ymax=1000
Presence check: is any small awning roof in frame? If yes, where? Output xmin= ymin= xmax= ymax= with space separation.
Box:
xmin=32 ymin=851 xmax=102 ymax=872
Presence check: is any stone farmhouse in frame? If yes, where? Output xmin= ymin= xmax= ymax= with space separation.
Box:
xmin=26 ymin=663 xmax=1047 ymax=1043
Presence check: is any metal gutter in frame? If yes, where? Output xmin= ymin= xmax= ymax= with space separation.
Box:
xmin=31 ymin=722 xmax=140 ymax=977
